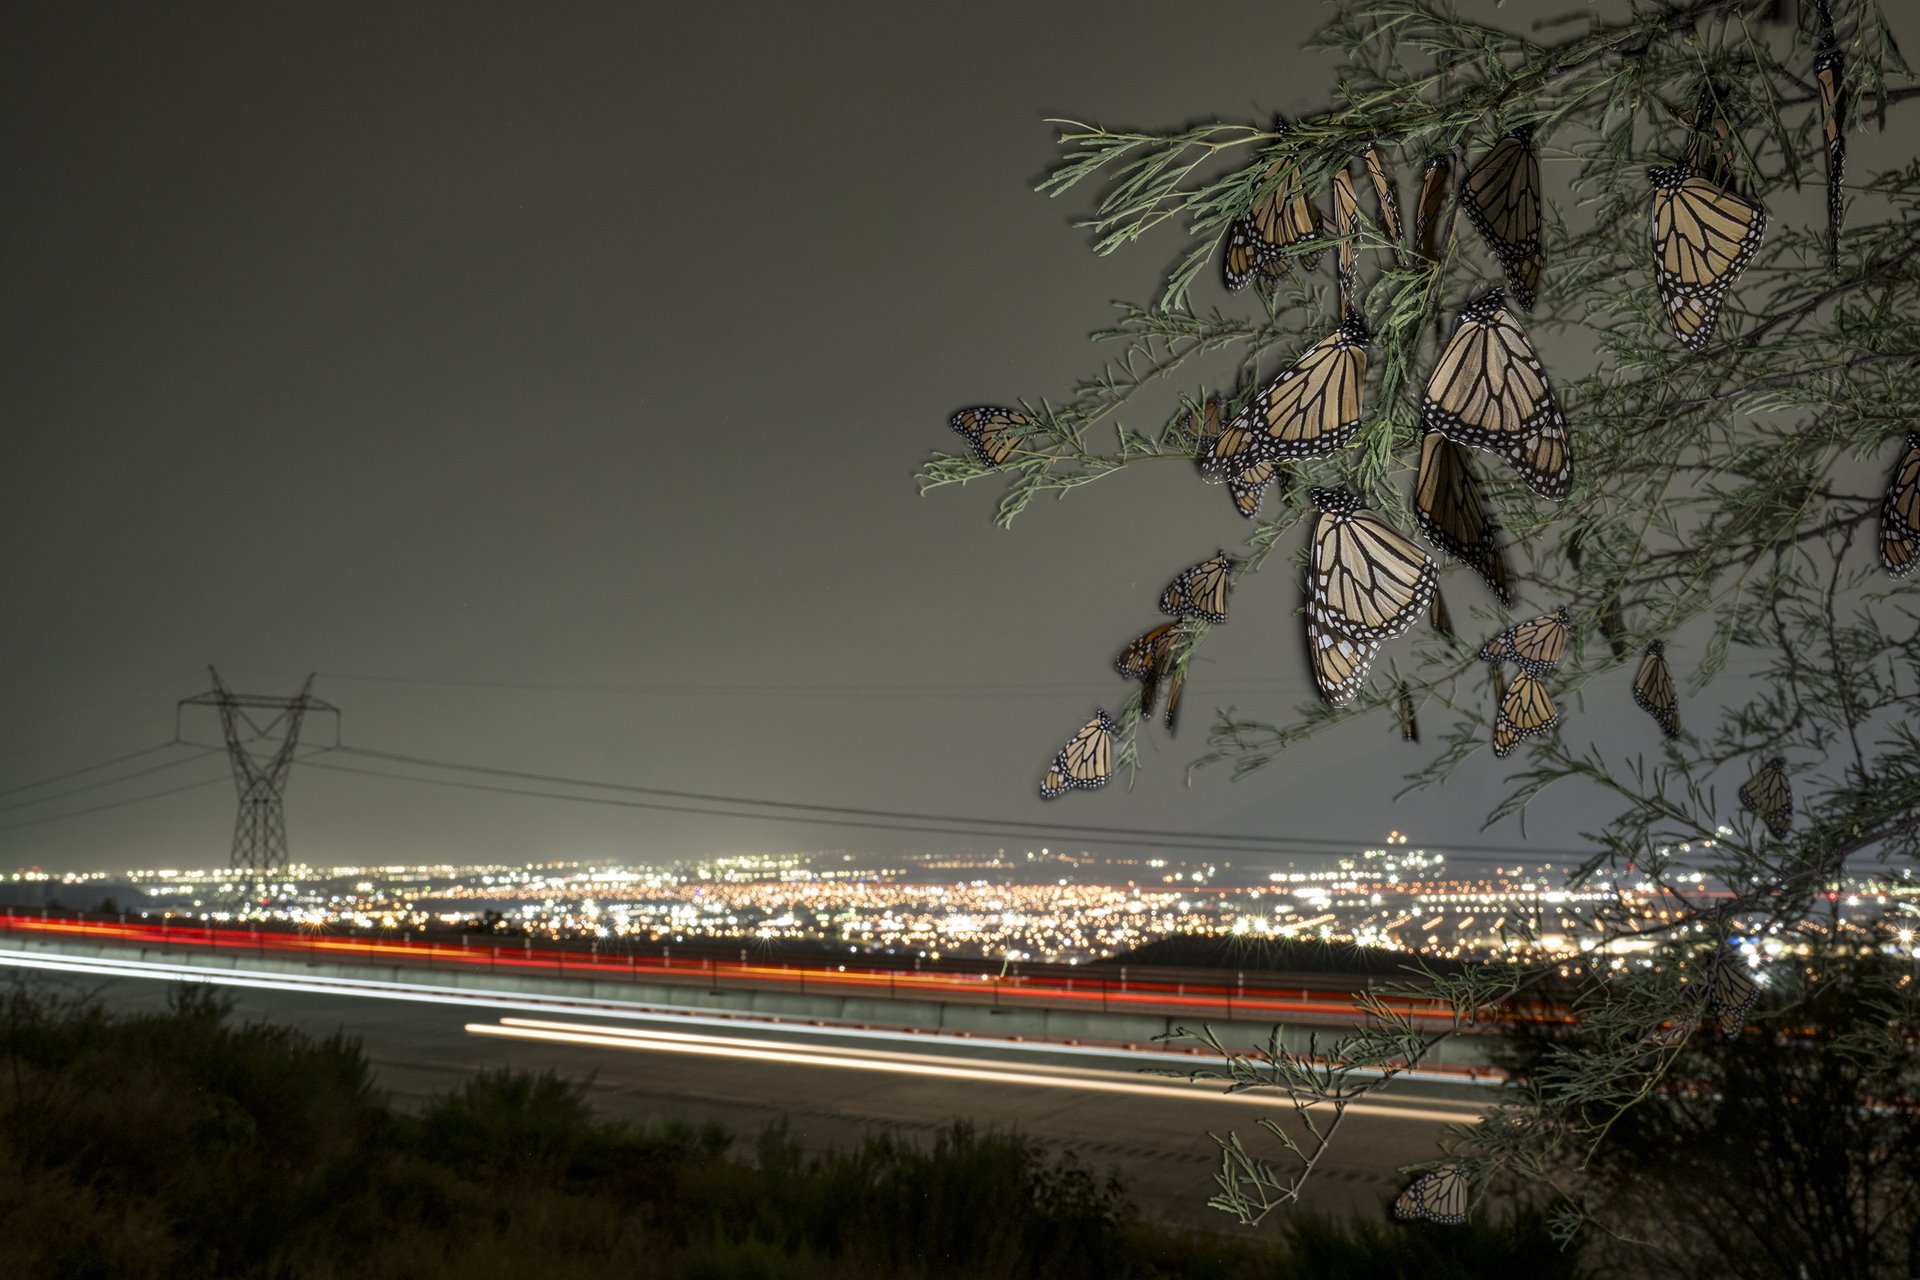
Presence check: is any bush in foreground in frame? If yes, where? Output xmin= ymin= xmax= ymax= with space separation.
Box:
xmin=0 ymin=983 xmax=1578 ymax=1279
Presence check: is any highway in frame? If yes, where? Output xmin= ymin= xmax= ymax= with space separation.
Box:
xmin=0 ymin=949 xmax=1498 ymax=1231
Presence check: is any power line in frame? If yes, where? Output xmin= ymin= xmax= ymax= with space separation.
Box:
xmin=0 ymin=742 xmax=187 ymax=799
xmin=0 ymin=747 xmax=219 ymax=815
xmin=315 ymin=670 xmax=1311 ymax=700
xmin=321 ymin=745 xmax=1588 ymax=864
xmin=0 ymin=772 xmax=232 ymax=833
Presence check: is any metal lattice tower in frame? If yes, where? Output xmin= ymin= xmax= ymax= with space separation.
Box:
xmin=178 ymin=667 xmax=337 ymax=889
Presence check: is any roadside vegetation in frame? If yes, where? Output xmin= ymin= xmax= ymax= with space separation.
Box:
xmin=0 ymin=982 xmax=1575 ymax=1279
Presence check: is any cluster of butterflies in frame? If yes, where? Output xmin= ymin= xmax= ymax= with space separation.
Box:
xmin=1393 ymin=943 xmax=1760 ymax=1226
xmin=943 ymin=21 xmax=1899 ymax=802
xmin=1037 ymin=552 xmax=1232 ymax=799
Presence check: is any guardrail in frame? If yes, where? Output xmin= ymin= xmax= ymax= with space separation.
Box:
xmin=0 ymin=907 xmax=1494 ymax=1028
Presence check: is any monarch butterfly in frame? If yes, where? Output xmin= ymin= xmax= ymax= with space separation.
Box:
xmin=1814 ymin=0 xmax=1846 ymax=262
xmin=1738 ymin=756 xmax=1793 ymax=838
xmin=1705 ymin=952 xmax=1758 ymax=1039
xmin=1678 ymin=82 xmax=1740 ymax=188
xmin=1597 ymin=597 xmax=1630 ymax=660
xmin=1227 ymin=457 xmax=1291 ymax=520
xmin=1039 ymin=710 xmax=1115 ymax=799
xmin=1115 ymin=623 xmax=1178 ymax=721
xmin=1479 ymin=606 xmax=1571 ymax=674
xmin=949 ymin=406 xmax=1031 ymax=467
xmin=1331 ymin=163 xmax=1361 ymax=320
xmin=1175 ymin=394 xmax=1224 ymax=450
xmin=1398 ymin=683 xmax=1419 ymax=743
xmin=1306 ymin=610 xmax=1381 ymax=707
xmin=1633 ymin=640 xmax=1679 ymax=739
xmin=1306 ymin=487 xmax=1439 ymax=644
xmin=1392 ymin=1164 xmax=1469 ymax=1226
xmin=1360 ymin=142 xmax=1405 ymax=264
xmin=1648 ymin=164 xmax=1767 ymax=351
xmin=1421 ymin=291 xmax=1571 ymax=499
xmin=1414 ymin=432 xmax=1514 ymax=606
xmin=1160 ymin=552 xmax=1234 ymax=623
xmin=1223 ymin=130 xmax=1323 ymax=291
xmin=1461 ymin=128 xmax=1542 ymax=309
xmin=1413 ymin=155 xmax=1450 ymax=264
xmin=1203 ymin=319 xmax=1370 ymax=477
xmin=1492 ymin=668 xmax=1559 ymax=758
xmin=1430 ymin=587 xmax=1454 ymax=641
xmin=1879 ymin=432 xmax=1920 ymax=578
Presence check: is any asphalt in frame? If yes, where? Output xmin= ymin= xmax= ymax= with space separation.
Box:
xmin=3 ymin=960 xmax=1498 ymax=1234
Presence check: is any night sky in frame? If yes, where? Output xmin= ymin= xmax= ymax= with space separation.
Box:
xmin=6 ymin=4 xmax=1901 ymax=874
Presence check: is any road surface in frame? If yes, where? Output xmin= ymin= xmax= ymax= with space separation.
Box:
xmin=0 ymin=949 xmax=1497 ymax=1231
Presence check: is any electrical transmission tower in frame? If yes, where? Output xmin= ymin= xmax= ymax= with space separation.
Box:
xmin=178 ymin=667 xmax=338 ymax=890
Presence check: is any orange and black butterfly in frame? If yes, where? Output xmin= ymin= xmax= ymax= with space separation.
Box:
xmin=1632 ymin=640 xmax=1679 ymax=739
xmin=1360 ymin=142 xmax=1405 ymax=264
xmin=1814 ymin=0 xmax=1846 ymax=262
xmin=1493 ymin=668 xmax=1559 ymax=758
xmin=1039 ymin=711 xmax=1115 ymax=799
xmin=1479 ymin=606 xmax=1572 ymax=674
xmin=1421 ymin=291 xmax=1571 ymax=499
xmin=1461 ymin=128 xmax=1542 ymax=309
xmin=1203 ymin=319 xmax=1370 ymax=478
xmin=1738 ymin=757 xmax=1792 ymax=838
xmin=949 ymin=406 xmax=1032 ymax=466
xmin=1223 ymin=126 xmax=1324 ymax=291
xmin=1331 ymin=163 xmax=1362 ymax=320
xmin=1878 ymin=431 xmax=1920 ymax=578
xmin=1430 ymin=587 xmax=1455 ymax=641
xmin=1414 ymin=432 xmax=1514 ymax=606
xmin=1160 ymin=552 xmax=1234 ymax=623
xmin=1226 ymin=457 xmax=1293 ymax=520
xmin=1393 ymin=1164 xmax=1469 ymax=1226
xmin=1705 ymin=950 xmax=1758 ymax=1039
xmin=1115 ymin=623 xmax=1180 ymax=727
xmin=1648 ymin=163 xmax=1766 ymax=351
xmin=1413 ymin=156 xmax=1451 ymax=264
xmin=1304 ymin=487 xmax=1437 ymax=706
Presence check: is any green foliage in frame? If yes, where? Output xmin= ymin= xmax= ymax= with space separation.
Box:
xmin=0 ymin=984 xmax=1586 ymax=1278
xmin=921 ymin=0 xmax=1920 ymax=1248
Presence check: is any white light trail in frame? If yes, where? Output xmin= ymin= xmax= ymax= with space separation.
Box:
xmin=469 ymin=1017 xmax=1492 ymax=1123
xmin=0 ymin=946 xmax=1499 ymax=1089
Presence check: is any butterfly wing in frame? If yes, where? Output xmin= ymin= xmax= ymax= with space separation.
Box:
xmin=1462 ymin=129 xmax=1542 ymax=309
xmin=1430 ymin=587 xmax=1454 ymax=641
xmin=1414 ymin=432 xmax=1514 ymax=605
xmin=1648 ymin=166 xmax=1767 ymax=351
xmin=1039 ymin=711 xmax=1116 ymax=800
xmin=1332 ymin=163 xmax=1361 ymax=320
xmin=1160 ymin=553 xmax=1233 ymax=623
xmin=1707 ymin=955 xmax=1758 ymax=1039
xmin=1360 ymin=142 xmax=1405 ymax=264
xmin=1421 ymin=291 xmax=1571 ymax=499
xmin=1492 ymin=668 xmax=1560 ymax=758
xmin=1115 ymin=624 xmax=1177 ymax=720
xmin=1227 ymin=458 xmax=1287 ymax=519
xmin=1224 ymin=153 xmax=1324 ymax=290
xmin=1879 ymin=432 xmax=1920 ymax=578
xmin=1307 ymin=488 xmax=1438 ymax=643
xmin=1738 ymin=757 xmax=1792 ymax=837
xmin=1306 ymin=609 xmax=1380 ymax=707
xmin=1207 ymin=321 xmax=1371 ymax=469
xmin=1632 ymin=640 xmax=1680 ymax=739
xmin=949 ymin=406 xmax=1030 ymax=466
xmin=1393 ymin=1165 xmax=1469 ymax=1226
xmin=1413 ymin=155 xmax=1451 ymax=264
xmin=1478 ymin=607 xmax=1571 ymax=674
